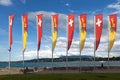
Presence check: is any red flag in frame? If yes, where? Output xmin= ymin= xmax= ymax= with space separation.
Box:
xmin=37 ymin=14 xmax=43 ymax=51
xmin=95 ymin=14 xmax=103 ymax=51
xmin=67 ymin=14 xmax=74 ymax=51
xmin=8 ymin=14 xmax=14 ymax=52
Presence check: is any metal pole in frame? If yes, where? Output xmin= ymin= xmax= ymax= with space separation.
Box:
xmin=23 ymin=51 xmax=25 ymax=74
xmin=108 ymin=16 xmax=110 ymax=70
xmin=37 ymin=50 xmax=39 ymax=62
xmin=94 ymin=16 xmax=96 ymax=71
xmin=108 ymin=50 xmax=110 ymax=69
xmin=79 ymin=15 xmax=81 ymax=72
xmin=51 ymin=15 xmax=54 ymax=72
xmin=66 ymin=15 xmax=68 ymax=72
xmin=94 ymin=50 xmax=96 ymax=71
xmin=36 ymin=16 xmax=39 ymax=62
xmin=37 ymin=50 xmax=40 ymax=72
xmin=21 ymin=15 xmax=26 ymax=74
xmin=8 ymin=16 xmax=11 ymax=74
xmin=66 ymin=50 xmax=68 ymax=71
xmin=8 ymin=51 xmax=11 ymax=74
xmin=52 ymin=50 xmax=54 ymax=72
xmin=79 ymin=50 xmax=82 ymax=72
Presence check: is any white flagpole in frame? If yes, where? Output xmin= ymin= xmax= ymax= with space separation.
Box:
xmin=37 ymin=50 xmax=39 ymax=62
xmin=108 ymin=16 xmax=110 ymax=69
xmin=22 ymin=16 xmax=25 ymax=74
xmin=52 ymin=50 xmax=54 ymax=72
xmin=51 ymin=16 xmax=54 ymax=72
xmin=66 ymin=16 xmax=68 ymax=71
xmin=79 ymin=16 xmax=82 ymax=72
xmin=23 ymin=51 xmax=25 ymax=73
xmin=94 ymin=16 xmax=96 ymax=71
xmin=36 ymin=16 xmax=39 ymax=62
xmin=108 ymin=50 xmax=110 ymax=69
xmin=8 ymin=16 xmax=11 ymax=74
xmin=8 ymin=50 xmax=11 ymax=74
xmin=79 ymin=50 xmax=82 ymax=72
xmin=66 ymin=50 xmax=68 ymax=71
xmin=94 ymin=45 xmax=96 ymax=71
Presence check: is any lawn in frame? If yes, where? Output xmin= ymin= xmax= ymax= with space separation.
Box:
xmin=0 ymin=73 xmax=120 ymax=80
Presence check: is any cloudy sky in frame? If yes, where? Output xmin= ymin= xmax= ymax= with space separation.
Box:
xmin=0 ymin=0 xmax=120 ymax=61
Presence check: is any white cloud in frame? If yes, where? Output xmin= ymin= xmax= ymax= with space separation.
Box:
xmin=107 ymin=4 xmax=120 ymax=10
xmin=28 ymin=11 xmax=67 ymax=29
xmin=107 ymin=0 xmax=120 ymax=9
xmin=28 ymin=11 xmax=56 ymax=20
xmin=22 ymin=49 xmax=66 ymax=60
xmin=0 ymin=0 xmax=12 ymax=6
xmin=106 ymin=0 xmax=120 ymax=13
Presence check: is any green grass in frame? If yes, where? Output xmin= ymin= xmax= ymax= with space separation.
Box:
xmin=0 ymin=73 xmax=120 ymax=80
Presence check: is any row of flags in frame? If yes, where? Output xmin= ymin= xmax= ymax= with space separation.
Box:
xmin=8 ymin=14 xmax=117 ymax=54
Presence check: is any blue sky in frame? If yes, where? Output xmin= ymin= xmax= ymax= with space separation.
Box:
xmin=0 ymin=0 xmax=120 ymax=61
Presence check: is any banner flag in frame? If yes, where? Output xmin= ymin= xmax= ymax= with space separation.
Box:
xmin=109 ymin=14 xmax=117 ymax=51
xmin=8 ymin=14 xmax=14 ymax=52
xmin=22 ymin=14 xmax=28 ymax=52
xmin=95 ymin=14 xmax=103 ymax=51
xmin=37 ymin=14 xmax=43 ymax=51
xmin=67 ymin=14 xmax=74 ymax=51
xmin=79 ymin=14 xmax=87 ymax=51
xmin=52 ymin=14 xmax=58 ymax=52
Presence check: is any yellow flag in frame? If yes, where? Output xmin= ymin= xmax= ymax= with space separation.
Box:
xmin=79 ymin=14 xmax=87 ymax=51
xmin=109 ymin=14 xmax=117 ymax=51
xmin=22 ymin=14 xmax=28 ymax=52
xmin=52 ymin=14 xmax=58 ymax=52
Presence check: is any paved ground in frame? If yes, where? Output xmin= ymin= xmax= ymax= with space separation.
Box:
xmin=0 ymin=66 xmax=120 ymax=75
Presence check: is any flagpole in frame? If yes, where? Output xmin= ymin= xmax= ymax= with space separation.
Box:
xmin=23 ymin=51 xmax=25 ymax=74
xmin=66 ymin=15 xmax=68 ymax=72
xmin=51 ymin=15 xmax=54 ymax=72
xmin=94 ymin=47 xmax=96 ymax=71
xmin=94 ymin=16 xmax=96 ymax=71
xmin=66 ymin=50 xmax=68 ymax=71
xmin=108 ymin=50 xmax=110 ymax=69
xmin=52 ymin=50 xmax=54 ymax=72
xmin=8 ymin=50 xmax=11 ymax=74
xmin=37 ymin=50 xmax=39 ymax=62
xmin=36 ymin=16 xmax=39 ymax=62
xmin=79 ymin=16 xmax=81 ymax=72
xmin=8 ymin=16 xmax=11 ymax=74
xmin=108 ymin=16 xmax=110 ymax=70
xmin=22 ymin=15 xmax=25 ymax=74
xmin=79 ymin=50 xmax=82 ymax=72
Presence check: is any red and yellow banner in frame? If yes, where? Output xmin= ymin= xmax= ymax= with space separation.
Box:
xmin=8 ymin=14 xmax=14 ymax=52
xmin=109 ymin=14 xmax=117 ymax=51
xmin=52 ymin=14 xmax=58 ymax=52
xmin=95 ymin=14 xmax=103 ymax=51
xmin=22 ymin=14 xmax=28 ymax=52
xmin=79 ymin=14 xmax=87 ymax=51
xmin=37 ymin=14 xmax=43 ymax=51
xmin=67 ymin=14 xmax=74 ymax=51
